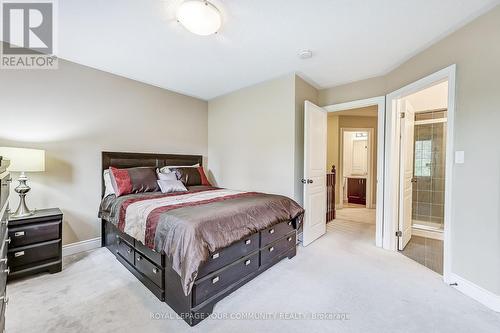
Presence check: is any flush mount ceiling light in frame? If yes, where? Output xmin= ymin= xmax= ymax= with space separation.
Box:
xmin=176 ymin=0 xmax=222 ymax=36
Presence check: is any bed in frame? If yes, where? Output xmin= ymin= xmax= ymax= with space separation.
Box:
xmin=99 ymin=151 xmax=304 ymax=326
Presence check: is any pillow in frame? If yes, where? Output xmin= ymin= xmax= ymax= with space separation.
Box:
xmin=158 ymin=163 xmax=200 ymax=174
xmin=170 ymin=166 xmax=211 ymax=187
xmin=103 ymin=169 xmax=115 ymax=197
xmin=157 ymin=179 xmax=188 ymax=193
xmin=109 ymin=166 xmax=159 ymax=197
xmin=156 ymin=169 xmax=178 ymax=181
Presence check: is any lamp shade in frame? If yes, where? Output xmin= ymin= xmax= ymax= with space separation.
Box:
xmin=0 ymin=147 xmax=45 ymax=172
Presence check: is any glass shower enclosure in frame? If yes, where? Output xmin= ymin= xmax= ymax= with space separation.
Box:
xmin=412 ymin=110 xmax=447 ymax=232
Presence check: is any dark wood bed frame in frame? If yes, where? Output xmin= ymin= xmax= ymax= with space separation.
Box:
xmin=100 ymin=151 xmax=299 ymax=326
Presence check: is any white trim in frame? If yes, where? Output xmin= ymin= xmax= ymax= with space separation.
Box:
xmin=325 ymin=97 xmax=385 ymax=112
xmin=449 ymin=273 xmax=500 ymax=312
xmin=412 ymin=226 xmax=443 ymax=240
xmin=414 ymin=118 xmax=447 ymax=125
xmin=339 ymin=127 xmax=374 ymax=209
xmin=62 ymin=237 xmax=101 ymax=257
xmin=385 ymin=65 xmax=456 ymax=283
xmin=324 ymin=96 xmax=385 ymax=248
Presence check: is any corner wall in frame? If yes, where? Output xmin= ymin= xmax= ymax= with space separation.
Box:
xmin=208 ymin=74 xmax=297 ymax=198
xmin=208 ymin=74 xmax=318 ymax=205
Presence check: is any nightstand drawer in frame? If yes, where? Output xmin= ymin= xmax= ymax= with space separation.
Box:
xmin=8 ymin=239 xmax=61 ymax=269
xmin=8 ymin=220 xmax=61 ymax=247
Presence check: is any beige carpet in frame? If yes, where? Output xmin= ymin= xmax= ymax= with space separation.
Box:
xmin=335 ymin=207 xmax=376 ymax=225
xmin=6 ymin=220 xmax=500 ymax=332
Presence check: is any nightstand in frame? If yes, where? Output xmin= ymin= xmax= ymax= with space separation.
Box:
xmin=7 ymin=208 xmax=62 ymax=281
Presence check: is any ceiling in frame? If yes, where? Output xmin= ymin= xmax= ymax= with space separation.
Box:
xmin=56 ymin=0 xmax=499 ymax=100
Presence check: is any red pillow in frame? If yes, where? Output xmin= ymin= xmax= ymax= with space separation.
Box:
xmin=197 ymin=166 xmax=212 ymax=186
xmin=109 ymin=167 xmax=159 ymax=197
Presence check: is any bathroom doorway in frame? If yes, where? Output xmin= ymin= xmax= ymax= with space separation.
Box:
xmin=397 ymin=81 xmax=449 ymax=275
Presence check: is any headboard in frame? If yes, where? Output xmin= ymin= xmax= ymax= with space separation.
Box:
xmin=101 ymin=151 xmax=203 ymax=198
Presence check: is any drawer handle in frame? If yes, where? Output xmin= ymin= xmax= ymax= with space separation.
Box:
xmin=1 ymin=220 xmax=7 ymax=227
xmin=269 ymin=247 xmax=274 ymax=252
xmin=5 ymin=238 xmax=10 ymax=245
xmin=0 ymin=296 xmax=8 ymax=304
xmin=288 ymin=221 xmax=292 ymax=226
xmin=245 ymin=259 xmax=251 ymax=266
xmin=14 ymin=251 xmax=24 ymax=257
xmin=269 ymin=229 xmax=275 ymax=234
xmin=212 ymin=253 xmax=219 ymax=259
xmin=287 ymin=237 xmax=292 ymax=242
xmin=127 ymin=248 xmax=132 ymax=254
xmin=3 ymin=267 xmax=9 ymax=275
xmin=245 ymin=239 xmax=251 ymax=245
xmin=136 ymin=255 xmax=142 ymax=261
xmin=212 ymin=276 xmax=219 ymax=284
xmin=14 ymin=231 xmax=25 ymax=237
xmin=152 ymin=267 xmax=158 ymax=274
xmin=0 ymin=259 xmax=7 ymax=264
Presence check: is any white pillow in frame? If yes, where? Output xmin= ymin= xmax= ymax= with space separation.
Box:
xmin=157 ymin=170 xmax=178 ymax=181
xmin=158 ymin=163 xmax=199 ymax=174
xmin=103 ymin=169 xmax=116 ymax=197
xmin=157 ymin=180 xmax=188 ymax=193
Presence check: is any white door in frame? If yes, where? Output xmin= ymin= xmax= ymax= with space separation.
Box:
xmin=351 ymin=139 xmax=368 ymax=175
xmin=398 ymin=100 xmax=415 ymax=250
xmin=303 ymin=101 xmax=327 ymax=246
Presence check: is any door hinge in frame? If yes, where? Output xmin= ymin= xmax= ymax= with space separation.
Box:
xmin=400 ymin=112 xmax=405 ymax=119
xmin=395 ymin=230 xmax=402 ymax=237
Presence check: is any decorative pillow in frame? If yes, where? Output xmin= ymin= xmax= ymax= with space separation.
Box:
xmin=170 ymin=166 xmax=211 ymax=187
xmin=158 ymin=163 xmax=200 ymax=174
xmin=157 ymin=179 xmax=188 ymax=193
xmin=103 ymin=169 xmax=116 ymax=197
xmin=109 ymin=167 xmax=159 ymax=197
xmin=156 ymin=169 xmax=178 ymax=181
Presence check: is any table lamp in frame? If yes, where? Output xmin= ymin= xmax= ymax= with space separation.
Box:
xmin=0 ymin=147 xmax=45 ymax=218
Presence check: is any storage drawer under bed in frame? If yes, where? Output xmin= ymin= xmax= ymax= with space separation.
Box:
xmin=198 ymin=232 xmax=259 ymax=278
xmin=260 ymin=231 xmax=296 ymax=267
xmin=135 ymin=252 xmax=163 ymax=288
xmin=260 ymin=220 xmax=295 ymax=246
xmin=192 ymin=251 xmax=259 ymax=306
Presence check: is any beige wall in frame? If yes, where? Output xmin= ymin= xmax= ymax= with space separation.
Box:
xmin=319 ymin=6 xmax=500 ymax=294
xmin=208 ymin=74 xmax=296 ymax=199
xmin=0 ymin=59 xmax=208 ymax=245
xmin=208 ymin=74 xmax=318 ymax=205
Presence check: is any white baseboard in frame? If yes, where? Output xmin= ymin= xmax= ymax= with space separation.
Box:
xmin=62 ymin=237 xmax=101 ymax=257
xmin=449 ymin=273 xmax=500 ymax=312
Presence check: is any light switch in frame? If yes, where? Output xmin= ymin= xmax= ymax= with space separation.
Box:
xmin=455 ymin=151 xmax=465 ymax=164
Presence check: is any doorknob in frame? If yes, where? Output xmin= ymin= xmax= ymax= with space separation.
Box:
xmin=307 ymin=179 xmax=313 ymax=184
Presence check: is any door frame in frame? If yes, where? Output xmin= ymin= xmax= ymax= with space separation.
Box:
xmin=339 ymin=127 xmax=374 ymax=209
xmin=385 ymin=65 xmax=456 ymax=282
xmin=324 ymin=96 xmax=385 ymax=248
